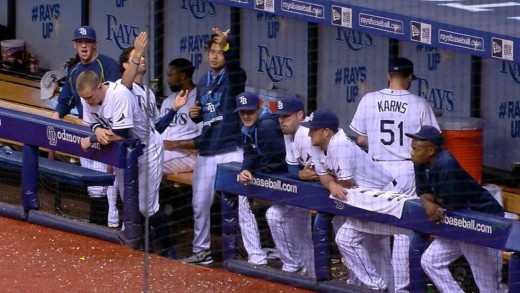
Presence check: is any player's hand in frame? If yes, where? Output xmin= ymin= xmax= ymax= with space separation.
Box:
xmin=329 ymin=182 xmax=347 ymax=200
xmin=299 ymin=163 xmax=319 ymax=181
xmin=173 ymin=90 xmax=188 ymax=111
xmin=132 ymin=32 xmax=148 ymax=60
xmin=212 ymin=27 xmax=230 ymax=50
xmin=189 ymin=101 xmax=201 ymax=118
xmin=80 ymin=137 xmax=92 ymax=151
xmin=238 ymin=170 xmax=253 ymax=184
xmin=94 ymin=128 xmax=112 ymax=145
xmin=422 ymin=200 xmax=444 ymax=223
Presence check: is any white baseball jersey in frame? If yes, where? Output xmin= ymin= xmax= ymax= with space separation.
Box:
xmin=350 ymin=88 xmax=439 ymax=293
xmin=82 ymin=81 xmax=163 ymax=216
xmin=285 ymin=125 xmax=313 ymax=166
xmin=312 ymin=128 xmax=395 ymax=189
xmin=350 ymin=89 xmax=439 ymax=161
xmin=160 ymin=88 xmax=202 ymax=141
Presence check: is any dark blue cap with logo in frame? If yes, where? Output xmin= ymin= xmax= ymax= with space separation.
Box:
xmin=389 ymin=57 xmax=417 ymax=80
xmin=300 ymin=109 xmax=339 ymax=131
xmin=273 ymin=95 xmax=304 ymax=115
xmin=235 ymin=91 xmax=261 ymax=112
xmin=405 ymin=125 xmax=444 ymax=146
xmin=73 ymin=26 xmax=97 ymax=41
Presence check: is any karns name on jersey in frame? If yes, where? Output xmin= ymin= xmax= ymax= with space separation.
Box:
xmin=377 ymin=100 xmax=408 ymax=114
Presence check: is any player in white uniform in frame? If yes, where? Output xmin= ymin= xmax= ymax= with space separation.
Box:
xmin=160 ymin=58 xmax=202 ymax=174
xmin=303 ymin=109 xmax=400 ymax=292
xmin=350 ymin=57 xmax=440 ymax=293
xmin=269 ymin=95 xmax=316 ymax=277
xmin=78 ymin=35 xmax=186 ymax=258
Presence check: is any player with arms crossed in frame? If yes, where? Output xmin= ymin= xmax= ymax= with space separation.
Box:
xmin=304 ymin=109 xmax=402 ymax=292
xmin=183 ymin=27 xmax=246 ymax=265
xmin=406 ymin=126 xmax=504 ymax=293
xmin=269 ymin=95 xmax=316 ymax=277
xmin=350 ymin=57 xmax=439 ymax=292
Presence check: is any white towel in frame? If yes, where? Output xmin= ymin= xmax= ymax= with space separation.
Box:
xmin=40 ymin=70 xmax=66 ymax=99
xmin=330 ymin=187 xmax=415 ymax=219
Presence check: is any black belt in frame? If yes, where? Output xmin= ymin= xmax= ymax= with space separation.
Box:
xmin=376 ymin=159 xmax=411 ymax=162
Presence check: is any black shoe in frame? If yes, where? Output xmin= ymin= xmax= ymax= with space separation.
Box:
xmin=161 ymin=248 xmax=177 ymax=260
xmin=117 ymin=232 xmax=142 ymax=250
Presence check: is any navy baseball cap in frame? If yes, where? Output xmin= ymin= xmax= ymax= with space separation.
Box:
xmin=405 ymin=125 xmax=444 ymax=146
xmin=389 ymin=57 xmax=417 ymax=80
xmin=273 ymin=95 xmax=304 ymax=115
xmin=300 ymin=109 xmax=339 ymax=131
xmin=73 ymin=26 xmax=97 ymax=41
xmin=235 ymin=91 xmax=261 ymax=112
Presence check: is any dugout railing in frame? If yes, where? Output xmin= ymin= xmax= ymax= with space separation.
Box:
xmin=215 ymin=162 xmax=520 ymax=293
xmin=0 ymin=107 xmax=144 ymax=245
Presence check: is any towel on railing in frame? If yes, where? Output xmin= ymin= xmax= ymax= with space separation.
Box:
xmin=331 ymin=187 xmax=416 ymax=219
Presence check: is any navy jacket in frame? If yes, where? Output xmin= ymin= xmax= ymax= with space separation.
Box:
xmin=415 ymin=149 xmax=504 ymax=216
xmin=241 ymin=108 xmax=287 ymax=174
xmin=55 ymin=54 xmax=121 ymax=119
xmin=192 ymin=34 xmax=246 ymax=156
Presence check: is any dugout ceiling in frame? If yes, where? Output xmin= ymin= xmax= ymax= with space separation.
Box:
xmin=211 ymin=0 xmax=520 ymax=63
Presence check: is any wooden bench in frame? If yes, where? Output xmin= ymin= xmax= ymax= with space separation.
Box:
xmin=0 ymin=71 xmax=62 ymax=110
xmin=164 ymin=172 xmax=193 ymax=187
xmin=495 ymin=184 xmax=520 ymax=262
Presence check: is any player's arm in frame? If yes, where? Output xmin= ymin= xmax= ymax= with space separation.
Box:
xmin=356 ymin=135 xmax=368 ymax=148
xmin=414 ymin=164 xmax=444 ymax=222
xmin=319 ymin=174 xmax=352 ymax=200
xmin=121 ymin=32 xmax=147 ymax=89
xmin=107 ymin=128 xmax=128 ymax=142
xmin=419 ymin=193 xmax=444 ymax=223
xmin=255 ymin=119 xmax=287 ymax=173
xmin=53 ymin=77 xmax=74 ymax=119
xmin=155 ymin=90 xmax=189 ymax=133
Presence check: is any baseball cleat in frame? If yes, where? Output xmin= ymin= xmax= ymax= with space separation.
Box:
xmin=181 ymin=250 xmax=213 ymax=265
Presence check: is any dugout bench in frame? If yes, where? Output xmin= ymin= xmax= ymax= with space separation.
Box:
xmin=0 ymin=147 xmax=114 ymax=214
xmin=215 ymin=162 xmax=520 ymax=293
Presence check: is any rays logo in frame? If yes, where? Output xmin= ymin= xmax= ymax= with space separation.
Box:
xmin=105 ymin=14 xmax=139 ymax=50
xmin=335 ymin=28 xmax=373 ymax=52
xmin=334 ymin=200 xmax=345 ymax=210
xmin=257 ymin=45 xmax=294 ymax=83
xmin=47 ymin=126 xmax=57 ymax=146
xmin=180 ymin=0 xmax=216 ymax=20
xmin=500 ymin=61 xmax=520 ymax=84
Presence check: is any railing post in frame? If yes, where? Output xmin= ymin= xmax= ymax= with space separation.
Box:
xmin=21 ymin=144 xmax=39 ymax=217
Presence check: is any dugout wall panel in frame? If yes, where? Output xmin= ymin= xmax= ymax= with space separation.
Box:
xmin=90 ymin=0 xmax=149 ymax=68
xmin=240 ymin=9 xmax=308 ymax=104
xmin=481 ymin=59 xmax=520 ymax=171
xmin=0 ymin=0 xmax=8 ymax=27
xmin=14 ymin=0 xmax=81 ymax=70
xmin=400 ymin=41 xmax=472 ymax=118
xmin=163 ymin=0 xmax=231 ymax=97
xmin=317 ymin=25 xmax=389 ymax=136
